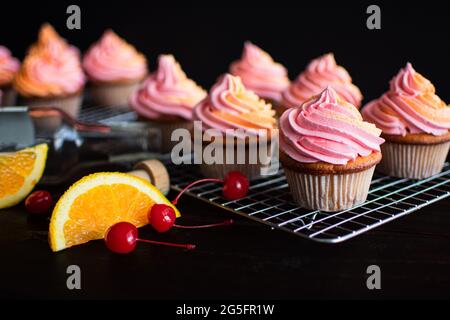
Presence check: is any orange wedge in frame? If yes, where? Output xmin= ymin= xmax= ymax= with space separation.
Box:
xmin=49 ymin=172 xmax=180 ymax=252
xmin=0 ymin=144 xmax=48 ymax=210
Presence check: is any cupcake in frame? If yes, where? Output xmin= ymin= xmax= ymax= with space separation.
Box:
xmin=130 ymin=54 xmax=206 ymax=152
xmin=0 ymin=46 xmax=20 ymax=106
xmin=362 ymin=63 xmax=450 ymax=179
xmin=280 ymin=87 xmax=384 ymax=212
xmin=193 ymin=74 xmax=278 ymax=179
xmin=281 ymin=53 xmax=362 ymax=115
xmin=83 ymin=30 xmax=147 ymax=107
xmin=229 ymin=42 xmax=290 ymax=107
xmin=14 ymin=24 xmax=85 ymax=118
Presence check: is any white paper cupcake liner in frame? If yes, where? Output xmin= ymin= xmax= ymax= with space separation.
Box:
xmin=283 ymin=166 xmax=376 ymax=212
xmin=377 ymin=141 xmax=450 ymax=179
xmin=90 ymin=81 xmax=141 ymax=107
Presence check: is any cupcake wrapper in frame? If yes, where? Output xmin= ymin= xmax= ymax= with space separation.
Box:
xmin=199 ymin=141 xmax=275 ymax=180
xmin=146 ymin=119 xmax=194 ymax=154
xmin=90 ymin=81 xmax=141 ymax=107
xmin=284 ymin=166 xmax=376 ymax=212
xmin=377 ymin=141 xmax=450 ymax=179
xmin=22 ymin=94 xmax=83 ymax=131
xmin=0 ymin=86 xmax=18 ymax=107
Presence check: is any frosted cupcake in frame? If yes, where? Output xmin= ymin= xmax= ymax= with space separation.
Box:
xmin=362 ymin=63 xmax=450 ymax=179
xmin=0 ymin=46 xmax=20 ymax=106
xmin=14 ymin=24 xmax=85 ymax=117
xmin=280 ymin=87 xmax=384 ymax=212
xmin=193 ymin=74 xmax=278 ymax=179
xmin=83 ymin=30 xmax=147 ymax=107
xmin=281 ymin=53 xmax=362 ymax=115
xmin=230 ymin=42 xmax=289 ymax=107
xmin=130 ymin=54 xmax=206 ymax=152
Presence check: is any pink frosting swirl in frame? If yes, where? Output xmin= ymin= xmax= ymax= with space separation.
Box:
xmin=229 ymin=42 xmax=290 ymax=102
xmin=280 ymin=87 xmax=384 ymax=165
xmin=14 ymin=24 xmax=85 ymax=97
xmin=282 ymin=53 xmax=362 ymax=109
xmin=0 ymin=46 xmax=20 ymax=86
xmin=193 ymin=74 xmax=277 ymax=138
xmin=130 ymin=54 xmax=206 ymax=120
xmin=362 ymin=63 xmax=450 ymax=136
xmin=83 ymin=30 xmax=147 ymax=83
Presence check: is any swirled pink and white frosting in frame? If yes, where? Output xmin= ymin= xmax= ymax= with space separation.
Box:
xmin=229 ymin=42 xmax=290 ymax=102
xmin=83 ymin=30 xmax=147 ymax=83
xmin=282 ymin=53 xmax=362 ymax=109
xmin=193 ymin=74 xmax=277 ymax=138
xmin=280 ymin=87 xmax=384 ymax=165
xmin=14 ymin=24 xmax=85 ymax=97
xmin=0 ymin=46 xmax=20 ymax=87
xmin=130 ymin=54 xmax=206 ymax=120
xmin=362 ymin=63 xmax=450 ymax=136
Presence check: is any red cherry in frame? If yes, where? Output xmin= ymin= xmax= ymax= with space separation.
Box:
xmin=105 ymin=222 xmax=138 ymax=254
xmin=222 ymin=171 xmax=249 ymax=200
xmin=149 ymin=204 xmax=176 ymax=233
xmin=25 ymin=190 xmax=53 ymax=214
xmin=105 ymin=222 xmax=196 ymax=254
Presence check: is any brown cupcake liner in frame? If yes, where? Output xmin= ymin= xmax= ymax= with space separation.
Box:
xmin=377 ymin=141 xmax=450 ymax=179
xmin=89 ymin=81 xmax=141 ymax=107
xmin=0 ymin=85 xmax=18 ymax=106
xmin=283 ymin=166 xmax=376 ymax=212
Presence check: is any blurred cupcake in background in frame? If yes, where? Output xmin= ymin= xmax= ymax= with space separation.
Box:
xmin=193 ymin=74 xmax=278 ymax=179
xmin=83 ymin=30 xmax=147 ymax=107
xmin=14 ymin=24 xmax=85 ymax=117
xmin=230 ymin=42 xmax=290 ymax=108
xmin=362 ymin=63 xmax=450 ymax=179
xmin=130 ymin=54 xmax=206 ymax=152
xmin=280 ymin=87 xmax=384 ymax=212
xmin=281 ymin=53 xmax=362 ymax=114
xmin=0 ymin=46 xmax=20 ymax=106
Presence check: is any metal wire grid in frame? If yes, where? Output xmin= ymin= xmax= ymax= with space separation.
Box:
xmin=78 ymin=106 xmax=450 ymax=243
xmin=78 ymin=106 xmax=137 ymax=124
xmin=168 ymin=163 xmax=450 ymax=243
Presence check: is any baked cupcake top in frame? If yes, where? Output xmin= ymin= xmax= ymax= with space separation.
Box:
xmin=83 ymin=30 xmax=147 ymax=83
xmin=280 ymin=87 xmax=384 ymax=165
xmin=130 ymin=54 xmax=206 ymax=120
xmin=282 ymin=53 xmax=362 ymax=109
xmin=229 ymin=42 xmax=290 ymax=102
xmin=0 ymin=46 xmax=20 ymax=87
xmin=362 ymin=63 xmax=450 ymax=137
xmin=193 ymin=74 xmax=277 ymax=138
xmin=14 ymin=24 xmax=85 ymax=98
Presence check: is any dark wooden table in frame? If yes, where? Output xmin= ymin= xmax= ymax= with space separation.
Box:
xmin=1 ymin=186 xmax=449 ymax=299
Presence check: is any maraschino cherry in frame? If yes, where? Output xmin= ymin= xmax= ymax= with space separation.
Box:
xmin=105 ymin=222 xmax=195 ymax=254
xmin=148 ymin=171 xmax=248 ymax=233
xmin=25 ymin=190 xmax=53 ymax=214
xmin=172 ymin=171 xmax=249 ymax=205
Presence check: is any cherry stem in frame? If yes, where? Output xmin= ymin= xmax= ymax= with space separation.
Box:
xmin=172 ymin=178 xmax=223 ymax=205
xmin=174 ymin=219 xmax=234 ymax=229
xmin=137 ymin=238 xmax=196 ymax=250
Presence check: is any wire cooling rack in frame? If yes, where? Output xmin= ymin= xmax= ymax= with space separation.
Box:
xmin=168 ymin=163 xmax=450 ymax=243
xmin=78 ymin=106 xmax=450 ymax=243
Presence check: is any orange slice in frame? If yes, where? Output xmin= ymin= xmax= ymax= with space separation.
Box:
xmin=49 ymin=172 xmax=179 ymax=252
xmin=0 ymin=144 xmax=48 ymax=210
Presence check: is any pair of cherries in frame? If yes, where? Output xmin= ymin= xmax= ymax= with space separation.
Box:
xmin=105 ymin=171 xmax=249 ymax=254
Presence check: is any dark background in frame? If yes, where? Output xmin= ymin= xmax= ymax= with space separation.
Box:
xmin=1 ymin=1 xmax=450 ymax=300
xmin=0 ymin=1 xmax=448 ymax=104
